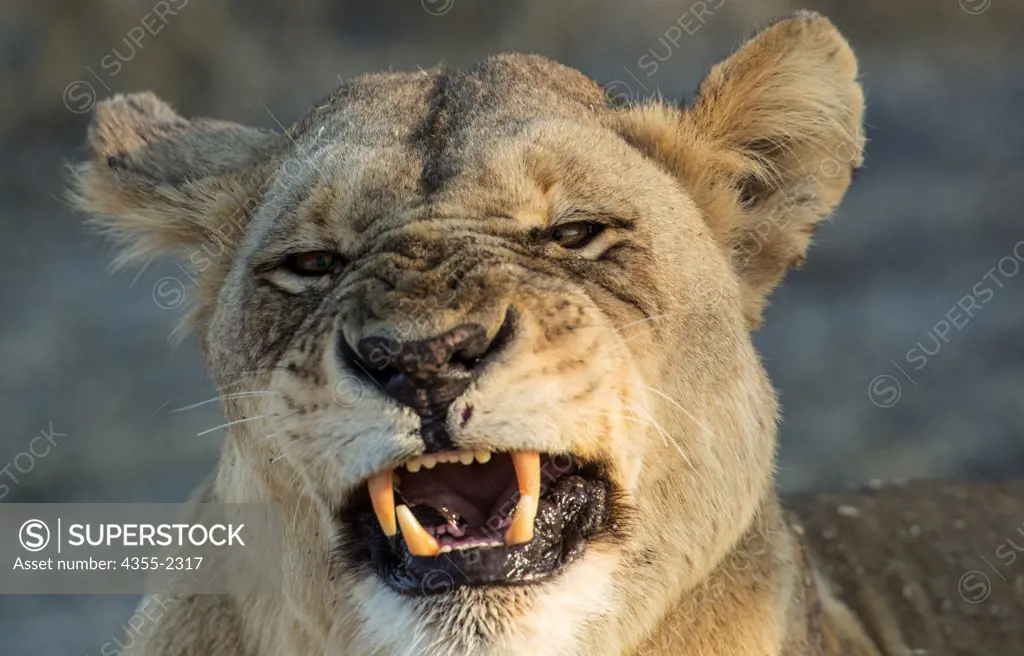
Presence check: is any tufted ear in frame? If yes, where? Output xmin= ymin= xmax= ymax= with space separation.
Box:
xmin=618 ymin=12 xmax=865 ymax=326
xmin=68 ymin=92 xmax=285 ymax=269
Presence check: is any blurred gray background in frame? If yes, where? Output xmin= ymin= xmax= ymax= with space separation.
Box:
xmin=1 ymin=0 xmax=1022 ymax=652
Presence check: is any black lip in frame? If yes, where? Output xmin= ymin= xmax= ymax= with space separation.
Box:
xmin=341 ymin=461 xmax=620 ymax=595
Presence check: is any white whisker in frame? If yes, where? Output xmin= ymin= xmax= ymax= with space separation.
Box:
xmin=638 ymin=383 xmax=717 ymax=438
xmin=591 ymin=410 xmax=654 ymax=429
xmin=627 ymin=401 xmax=694 ymax=469
xmin=614 ymin=313 xmax=672 ymax=335
xmin=398 ymin=626 xmax=430 ymax=656
xmin=196 ymin=414 xmax=275 ymax=437
xmin=170 ymin=391 xmax=280 ymax=413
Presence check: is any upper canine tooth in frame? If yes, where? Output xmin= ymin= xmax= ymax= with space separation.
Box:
xmin=396 ymin=505 xmax=440 ymax=557
xmin=367 ymin=471 xmax=397 ymax=537
xmin=406 ymin=460 xmax=422 ymax=473
xmin=505 ymin=495 xmax=538 ymax=546
xmin=459 ymin=451 xmax=475 ymax=465
xmin=474 ymin=449 xmax=492 ymax=464
xmin=511 ymin=451 xmax=541 ymax=500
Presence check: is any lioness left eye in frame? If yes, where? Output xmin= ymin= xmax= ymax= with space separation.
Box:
xmin=284 ymin=251 xmax=342 ymax=276
xmin=550 ymin=221 xmax=603 ymax=249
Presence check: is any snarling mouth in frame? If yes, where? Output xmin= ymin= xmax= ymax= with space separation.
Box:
xmin=344 ymin=450 xmax=616 ymax=593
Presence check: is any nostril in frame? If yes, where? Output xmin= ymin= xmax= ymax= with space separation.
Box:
xmin=450 ymin=353 xmax=481 ymax=370
xmin=440 ymin=310 xmax=514 ymax=374
xmin=339 ymin=309 xmax=516 ymax=401
xmin=478 ymin=307 xmax=515 ymax=365
xmin=341 ymin=335 xmax=402 ymax=388
xmin=355 ymin=336 xmax=401 ymax=370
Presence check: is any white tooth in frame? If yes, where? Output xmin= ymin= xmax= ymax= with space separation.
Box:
xmin=439 ymin=545 xmax=452 ymax=554
xmin=396 ymin=505 xmax=440 ymax=557
xmin=406 ymin=460 xmax=422 ymax=473
xmin=512 ymin=451 xmax=541 ymax=500
xmin=422 ymin=456 xmax=437 ymax=469
xmin=505 ymin=495 xmax=538 ymax=546
xmin=475 ymin=449 xmax=492 ymax=464
xmin=460 ymin=451 xmax=475 ymax=465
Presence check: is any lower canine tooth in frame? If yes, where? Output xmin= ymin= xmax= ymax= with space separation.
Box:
xmin=505 ymin=495 xmax=537 ymax=546
xmin=396 ymin=505 xmax=440 ymax=557
xmin=511 ymin=451 xmax=541 ymax=500
xmin=367 ymin=471 xmax=396 ymax=536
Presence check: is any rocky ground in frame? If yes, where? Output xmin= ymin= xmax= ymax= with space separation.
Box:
xmin=1 ymin=0 xmax=1021 ymax=652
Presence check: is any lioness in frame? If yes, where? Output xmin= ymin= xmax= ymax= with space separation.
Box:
xmin=70 ymin=11 xmax=1024 ymax=656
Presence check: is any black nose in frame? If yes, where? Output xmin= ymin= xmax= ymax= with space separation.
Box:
xmin=344 ymin=312 xmax=514 ymax=450
xmin=357 ymin=323 xmax=489 ymax=407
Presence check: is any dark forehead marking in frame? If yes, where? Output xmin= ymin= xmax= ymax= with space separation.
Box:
xmin=405 ymin=56 xmax=613 ymax=201
xmin=410 ymin=71 xmax=459 ymax=197
xmin=285 ymin=54 xmax=612 ymax=216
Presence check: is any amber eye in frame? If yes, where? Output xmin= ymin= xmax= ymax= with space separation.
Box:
xmin=549 ymin=221 xmax=603 ymax=249
xmin=284 ymin=251 xmax=342 ymax=276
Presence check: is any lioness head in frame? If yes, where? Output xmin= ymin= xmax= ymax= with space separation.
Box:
xmin=72 ymin=12 xmax=863 ymax=655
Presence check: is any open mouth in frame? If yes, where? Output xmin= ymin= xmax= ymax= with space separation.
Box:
xmin=344 ymin=450 xmax=617 ymax=593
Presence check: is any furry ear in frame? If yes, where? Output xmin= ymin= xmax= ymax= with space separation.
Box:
xmin=618 ymin=12 xmax=865 ymax=326
xmin=69 ymin=92 xmax=285 ymax=268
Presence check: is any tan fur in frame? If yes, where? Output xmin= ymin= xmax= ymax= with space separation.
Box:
xmin=69 ymin=12 xmax=1024 ymax=656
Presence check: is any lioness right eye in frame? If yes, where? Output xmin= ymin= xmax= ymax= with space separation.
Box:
xmin=283 ymin=251 xmax=342 ymax=276
xmin=550 ymin=221 xmax=604 ymax=249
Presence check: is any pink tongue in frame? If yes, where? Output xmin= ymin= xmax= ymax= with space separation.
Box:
xmin=398 ymin=458 xmax=517 ymax=528
xmin=401 ymin=483 xmax=488 ymax=526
